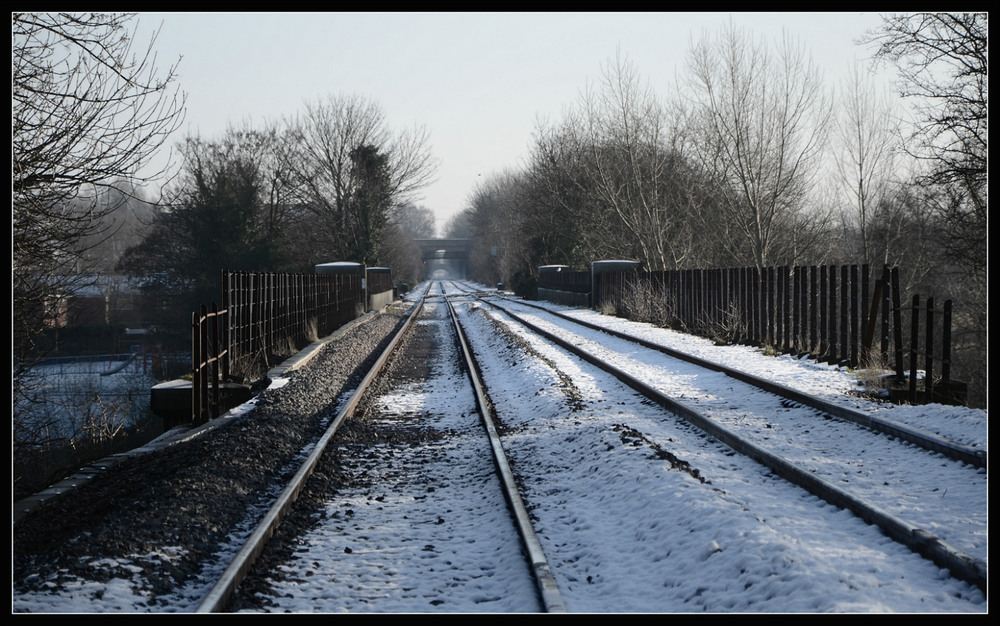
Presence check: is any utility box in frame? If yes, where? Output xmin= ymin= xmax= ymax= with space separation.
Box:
xmin=314 ymin=261 xmax=366 ymax=316
xmin=366 ymin=266 xmax=394 ymax=310
xmin=538 ymin=265 xmax=590 ymax=307
xmin=591 ymin=260 xmax=640 ymax=312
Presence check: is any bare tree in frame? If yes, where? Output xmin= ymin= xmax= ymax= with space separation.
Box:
xmin=526 ymin=121 xmax=604 ymax=264
xmin=831 ymin=60 xmax=906 ymax=267
xmin=862 ymin=13 xmax=987 ymax=408
xmin=13 ymin=13 xmax=184 ymax=283
xmin=282 ymin=94 xmax=437 ymax=263
xmin=119 ymin=127 xmax=299 ymax=301
xmin=76 ymin=182 xmax=158 ymax=273
xmin=13 ymin=11 xmax=184 ymax=473
xmin=581 ymin=54 xmax=700 ymax=271
xmin=463 ymin=170 xmax=533 ymax=288
xmin=13 ymin=13 xmax=184 ymax=197
xmin=375 ymin=224 xmax=423 ymax=287
xmin=374 ymin=203 xmax=438 ymax=287
xmin=861 ymin=12 xmax=987 ymax=278
xmin=12 ymin=14 xmax=184 ymax=357
xmin=391 ymin=203 xmax=438 ymax=240
xmin=685 ymin=23 xmax=831 ymax=270
xmin=443 ymin=209 xmax=477 ymax=239
xmin=532 ymin=54 xmax=701 ymax=271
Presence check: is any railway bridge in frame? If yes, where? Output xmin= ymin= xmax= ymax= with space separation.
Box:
xmin=413 ymin=238 xmax=472 ymax=280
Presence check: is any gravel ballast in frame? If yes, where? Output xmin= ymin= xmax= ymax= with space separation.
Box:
xmin=12 ymin=308 xmax=408 ymax=609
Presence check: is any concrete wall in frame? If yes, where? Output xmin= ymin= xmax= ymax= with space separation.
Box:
xmin=368 ymin=289 xmax=395 ymax=311
xmin=537 ymin=287 xmax=591 ymax=308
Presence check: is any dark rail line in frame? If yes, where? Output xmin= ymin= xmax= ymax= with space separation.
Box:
xmin=199 ymin=283 xmax=566 ymax=612
xmin=195 ymin=285 xmax=430 ymax=612
xmin=478 ymin=285 xmax=985 ymax=470
xmin=442 ymin=284 xmax=566 ymax=612
xmin=452 ymin=283 xmax=986 ymax=594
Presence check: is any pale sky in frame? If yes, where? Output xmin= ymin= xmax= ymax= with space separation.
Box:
xmin=135 ymin=11 xmax=894 ymax=234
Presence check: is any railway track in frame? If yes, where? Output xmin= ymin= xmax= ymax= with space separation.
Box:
xmin=15 ymin=280 xmax=984 ymax=612
xmin=197 ymin=282 xmax=565 ymax=612
xmin=445 ymin=281 xmax=986 ymax=594
xmin=443 ymin=286 xmax=566 ymax=612
xmin=195 ymin=285 xmax=429 ymax=612
xmin=504 ymin=289 xmax=985 ymax=469
xmin=197 ymin=280 xmax=985 ymax=610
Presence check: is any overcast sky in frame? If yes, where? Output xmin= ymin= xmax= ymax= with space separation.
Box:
xmin=135 ymin=11 xmax=894 ymax=234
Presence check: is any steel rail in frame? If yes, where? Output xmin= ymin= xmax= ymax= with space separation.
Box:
xmin=195 ymin=287 xmax=429 ymax=613
xmin=470 ymin=291 xmax=986 ymax=595
xmin=443 ymin=289 xmax=567 ymax=613
xmin=481 ymin=289 xmax=986 ymax=470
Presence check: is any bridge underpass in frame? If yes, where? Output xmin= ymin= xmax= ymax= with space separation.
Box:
xmin=413 ymin=238 xmax=472 ymax=281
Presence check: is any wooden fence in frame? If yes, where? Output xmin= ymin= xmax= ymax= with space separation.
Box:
xmin=898 ymin=294 xmax=959 ymax=404
xmin=191 ymin=303 xmax=227 ymax=426
xmin=546 ymin=264 xmax=962 ymax=405
xmin=192 ymin=270 xmax=364 ymax=423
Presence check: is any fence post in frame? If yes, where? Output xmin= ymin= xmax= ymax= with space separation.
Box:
xmin=925 ymin=297 xmax=935 ymax=403
xmin=827 ymin=267 xmax=838 ymax=365
xmin=792 ymin=267 xmax=801 ymax=352
xmin=262 ymin=273 xmax=270 ymax=355
xmin=850 ymin=265 xmax=859 ymax=368
xmin=222 ymin=270 xmax=230 ymax=381
xmin=708 ymin=269 xmax=717 ymax=332
xmin=839 ymin=266 xmax=849 ymax=365
xmin=809 ymin=266 xmax=818 ymax=354
xmin=778 ymin=267 xmax=787 ymax=351
xmin=200 ymin=304 xmax=210 ymax=423
xmin=860 ymin=264 xmax=870 ymax=363
xmin=942 ymin=300 xmax=953 ymax=400
xmin=696 ymin=269 xmax=704 ymax=331
xmin=910 ymin=294 xmax=920 ymax=403
xmin=710 ymin=270 xmax=716 ymax=339
xmin=819 ymin=266 xmax=828 ymax=360
xmin=864 ymin=276 xmax=882 ymax=365
xmin=192 ymin=310 xmax=199 ymax=423
xmin=211 ymin=302 xmax=221 ymax=419
xmin=278 ymin=272 xmax=285 ymax=349
xmin=763 ymin=268 xmax=771 ymax=346
xmin=753 ymin=267 xmax=762 ymax=345
xmin=880 ymin=265 xmax=891 ymax=365
xmin=681 ymin=269 xmax=689 ymax=328
xmin=892 ymin=268 xmax=904 ymax=382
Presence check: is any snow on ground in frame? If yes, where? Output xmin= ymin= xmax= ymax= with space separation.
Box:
xmin=15 ymin=356 xmax=160 ymax=438
xmin=13 ymin=282 xmax=987 ymax=613
xmin=486 ymin=295 xmax=987 ymax=565
xmin=254 ymin=302 xmax=541 ymax=612
xmin=447 ymin=290 xmax=986 ymax=612
xmin=524 ymin=296 xmax=987 ymax=452
xmin=252 ymin=284 xmax=986 ymax=613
